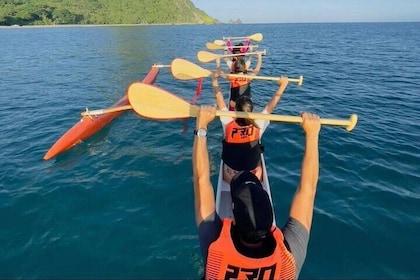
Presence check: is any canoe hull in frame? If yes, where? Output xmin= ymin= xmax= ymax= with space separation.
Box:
xmin=43 ymin=66 xmax=160 ymax=160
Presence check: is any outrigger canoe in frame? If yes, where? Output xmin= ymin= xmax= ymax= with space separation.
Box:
xmin=215 ymin=153 xmax=276 ymax=226
xmin=43 ymin=65 xmax=160 ymax=160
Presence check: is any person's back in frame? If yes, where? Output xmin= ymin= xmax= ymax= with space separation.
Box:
xmin=212 ymin=73 xmax=289 ymax=183
xmin=222 ymin=42 xmax=263 ymax=111
xmin=192 ymin=105 xmax=321 ymax=279
xmin=205 ymin=171 xmax=297 ymax=280
xmin=227 ymin=56 xmax=252 ymax=110
xmin=221 ymin=95 xmax=264 ymax=183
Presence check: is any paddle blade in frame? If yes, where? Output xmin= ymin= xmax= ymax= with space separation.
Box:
xmin=127 ymin=82 xmax=199 ymax=120
xmin=249 ymin=32 xmax=263 ymax=41
xmin=171 ymin=58 xmax=212 ymax=80
xmin=197 ymin=50 xmax=220 ymax=63
xmin=206 ymin=42 xmax=224 ymax=50
xmin=214 ymin=40 xmax=225 ymax=46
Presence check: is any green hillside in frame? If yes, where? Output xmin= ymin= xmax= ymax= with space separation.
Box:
xmin=0 ymin=0 xmax=217 ymax=26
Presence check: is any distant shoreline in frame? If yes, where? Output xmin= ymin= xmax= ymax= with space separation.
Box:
xmin=0 ymin=23 xmax=209 ymax=29
xmin=0 ymin=21 xmax=418 ymax=29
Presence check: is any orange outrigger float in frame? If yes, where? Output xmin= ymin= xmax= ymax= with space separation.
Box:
xmin=43 ymin=66 xmax=160 ymax=160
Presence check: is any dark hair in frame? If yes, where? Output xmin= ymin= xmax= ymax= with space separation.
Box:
xmin=234 ymin=56 xmax=247 ymax=73
xmin=235 ymin=96 xmax=259 ymax=128
xmin=235 ymin=95 xmax=253 ymax=112
xmin=232 ymin=42 xmax=243 ymax=54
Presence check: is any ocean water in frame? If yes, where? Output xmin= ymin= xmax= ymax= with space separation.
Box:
xmin=0 ymin=22 xmax=419 ymax=279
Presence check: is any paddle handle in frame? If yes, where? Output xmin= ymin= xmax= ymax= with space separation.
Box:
xmin=214 ymin=111 xmax=358 ymax=131
xmin=81 ymin=105 xmax=132 ymax=117
xmin=222 ymin=36 xmax=247 ymax=40
xmin=227 ymin=74 xmax=303 ymax=86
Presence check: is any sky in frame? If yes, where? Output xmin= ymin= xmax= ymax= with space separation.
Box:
xmin=190 ymin=0 xmax=420 ymax=24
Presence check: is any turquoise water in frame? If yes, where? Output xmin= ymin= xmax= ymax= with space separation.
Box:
xmin=0 ymin=23 xmax=419 ymax=279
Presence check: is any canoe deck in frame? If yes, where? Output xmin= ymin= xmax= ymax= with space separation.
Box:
xmin=215 ymin=153 xmax=276 ymax=226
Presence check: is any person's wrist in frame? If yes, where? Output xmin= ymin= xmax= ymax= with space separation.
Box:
xmin=196 ymin=123 xmax=208 ymax=130
xmin=305 ymin=133 xmax=319 ymax=141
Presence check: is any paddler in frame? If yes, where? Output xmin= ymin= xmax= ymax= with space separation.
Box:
xmin=192 ymin=105 xmax=321 ymax=279
xmin=212 ymin=72 xmax=289 ymax=184
xmin=223 ymin=41 xmax=253 ymax=71
xmin=219 ymin=42 xmax=263 ymax=111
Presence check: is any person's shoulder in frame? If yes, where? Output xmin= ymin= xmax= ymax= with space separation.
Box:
xmin=220 ymin=107 xmax=232 ymax=125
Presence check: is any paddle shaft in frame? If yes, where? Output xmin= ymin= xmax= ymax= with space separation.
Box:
xmin=222 ymin=33 xmax=263 ymax=41
xmin=206 ymin=42 xmax=258 ymax=50
xmin=197 ymin=50 xmax=266 ymax=63
xmin=220 ymin=50 xmax=265 ymax=59
xmin=227 ymin=74 xmax=303 ymax=86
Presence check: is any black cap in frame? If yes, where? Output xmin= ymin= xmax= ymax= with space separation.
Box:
xmin=230 ymin=171 xmax=273 ymax=243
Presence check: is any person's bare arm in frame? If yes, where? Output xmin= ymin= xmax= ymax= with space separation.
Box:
xmin=249 ymin=52 xmax=262 ymax=76
xmin=263 ymin=76 xmax=289 ymax=114
xmin=192 ymin=106 xmax=217 ymax=227
xmin=212 ymin=72 xmax=227 ymax=110
xmin=289 ymin=113 xmax=321 ymax=231
xmin=222 ymin=48 xmax=230 ymax=65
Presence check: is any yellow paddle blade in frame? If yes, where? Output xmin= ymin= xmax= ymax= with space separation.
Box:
xmin=170 ymin=58 xmax=212 ymax=80
xmin=128 ymin=82 xmax=199 ymax=119
xmin=197 ymin=51 xmax=220 ymax=63
xmin=206 ymin=42 xmax=224 ymax=50
xmin=249 ymin=32 xmax=263 ymax=41
xmin=214 ymin=40 xmax=225 ymax=46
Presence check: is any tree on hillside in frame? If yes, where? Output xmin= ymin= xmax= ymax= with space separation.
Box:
xmin=0 ymin=0 xmax=216 ymax=25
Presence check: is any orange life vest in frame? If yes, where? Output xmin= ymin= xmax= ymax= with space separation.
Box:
xmin=222 ymin=120 xmax=261 ymax=171
xmin=229 ymin=76 xmax=251 ymax=99
xmin=205 ymin=219 xmax=296 ymax=280
xmin=225 ymin=120 xmax=260 ymax=144
xmin=229 ymin=76 xmax=250 ymax=89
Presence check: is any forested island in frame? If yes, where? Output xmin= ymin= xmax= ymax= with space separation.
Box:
xmin=0 ymin=0 xmax=218 ymax=26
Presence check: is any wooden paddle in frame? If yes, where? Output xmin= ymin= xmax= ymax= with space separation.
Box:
xmin=197 ymin=50 xmax=266 ymax=63
xmin=206 ymin=42 xmax=258 ymax=51
xmin=214 ymin=39 xmax=225 ymax=46
xmin=223 ymin=32 xmax=263 ymax=42
xmin=171 ymin=58 xmax=303 ymax=86
xmin=127 ymin=82 xmax=358 ymax=131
